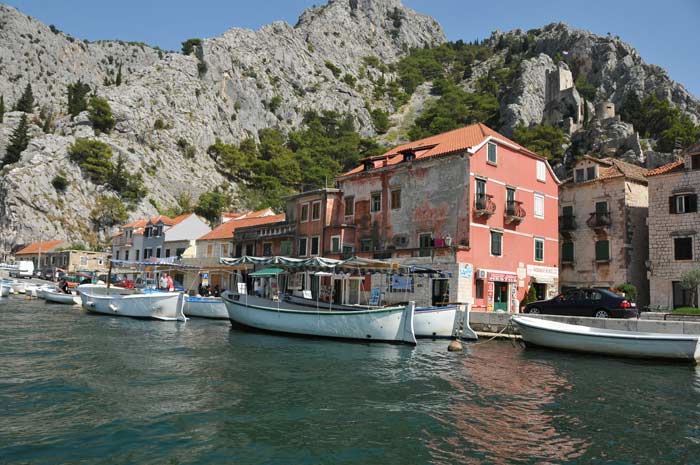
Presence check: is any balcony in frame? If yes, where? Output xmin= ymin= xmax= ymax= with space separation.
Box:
xmin=559 ymin=215 xmax=577 ymax=232
xmin=474 ymin=194 xmax=496 ymax=218
xmin=586 ymin=212 xmax=612 ymax=230
xmin=504 ymin=200 xmax=526 ymax=224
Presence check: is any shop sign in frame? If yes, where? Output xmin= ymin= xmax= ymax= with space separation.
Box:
xmin=488 ymin=272 xmax=517 ymax=283
xmin=526 ymin=265 xmax=558 ymax=278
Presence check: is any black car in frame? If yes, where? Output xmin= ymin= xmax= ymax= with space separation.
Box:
xmin=523 ymin=288 xmax=638 ymax=318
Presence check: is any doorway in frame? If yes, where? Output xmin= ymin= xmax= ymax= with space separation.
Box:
xmin=534 ymin=283 xmax=547 ymax=301
xmin=333 ymin=279 xmax=342 ymax=304
xmin=672 ymin=281 xmax=693 ymax=308
xmin=494 ymin=282 xmax=509 ymax=311
xmin=432 ymin=279 xmax=450 ymax=306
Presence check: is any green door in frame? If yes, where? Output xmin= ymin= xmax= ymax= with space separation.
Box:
xmin=494 ymin=282 xmax=509 ymax=311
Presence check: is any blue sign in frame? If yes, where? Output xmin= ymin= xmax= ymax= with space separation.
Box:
xmin=460 ymin=264 xmax=472 ymax=279
xmin=369 ymin=288 xmax=381 ymax=306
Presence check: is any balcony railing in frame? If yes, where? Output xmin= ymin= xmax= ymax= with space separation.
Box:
xmin=474 ymin=193 xmax=496 ymax=217
xmin=559 ymin=215 xmax=577 ymax=231
xmin=586 ymin=211 xmax=612 ymax=229
xmin=504 ymin=200 xmax=526 ymax=224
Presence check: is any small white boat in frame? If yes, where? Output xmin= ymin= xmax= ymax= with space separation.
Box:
xmin=0 ymin=284 xmax=9 ymax=297
xmin=184 ymin=296 xmax=228 ymax=319
xmin=11 ymin=282 xmax=26 ymax=294
xmin=24 ymin=284 xmax=40 ymax=297
xmin=44 ymin=289 xmax=81 ymax=305
xmin=35 ymin=284 xmax=55 ymax=299
xmin=512 ymin=316 xmax=700 ymax=363
xmin=223 ymin=293 xmax=416 ymax=345
xmin=77 ymin=284 xmax=186 ymax=321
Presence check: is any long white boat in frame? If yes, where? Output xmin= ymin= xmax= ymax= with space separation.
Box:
xmin=223 ymin=293 xmax=416 ymax=345
xmin=184 ymin=296 xmax=228 ymax=319
xmin=512 ymin=316 xmax=700 ymax=363
xmin=44 ymin=289 xmax=82 ymax=305
xmin=77 ymin=284 xmax=187 ymax=321
xmin=283 ymin=295 xmax=466 ymax=339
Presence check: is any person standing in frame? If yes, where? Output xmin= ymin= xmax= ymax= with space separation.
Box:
xmin=166 ymin=273 xmax=174 ymax=292
xmin=159 ymin=273 xmax=168 ymax=291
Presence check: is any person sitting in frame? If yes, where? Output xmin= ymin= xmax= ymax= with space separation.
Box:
xmin=212 ymin=285 xmax=220 ymax=297
xmin=58 ymin=279 xmax=70 ymax=294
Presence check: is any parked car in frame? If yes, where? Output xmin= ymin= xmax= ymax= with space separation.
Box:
xmin=523 ymin=288 xmax=638 ymax=319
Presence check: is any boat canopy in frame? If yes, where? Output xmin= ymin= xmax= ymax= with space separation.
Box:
xmin=110 ymin=259 xmax=201 ymax=269
xmin=249 ymin=267 xmax=286 ymax=277
xmin=220 ymin=255 xmax=421 ymax=275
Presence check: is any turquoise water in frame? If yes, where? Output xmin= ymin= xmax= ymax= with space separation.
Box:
xmin=1 ymin=295 xmax=699 ymax=465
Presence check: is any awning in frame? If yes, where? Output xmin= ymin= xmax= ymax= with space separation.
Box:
xmin=249 ymin=268 xmax=285 ymax=277
xmin=531 ymin=274 xmax=556 ymax=285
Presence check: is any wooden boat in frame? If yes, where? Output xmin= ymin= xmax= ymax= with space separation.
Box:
xmin=44 ymin=289 xmax=81 ymax=305
xmin=283 ymin=294 xmax=462 ymax=339
xmin=184 ymin=296 xmax=228 ymax=319
xmin=222 ymin=293 xmax=416 ymax=345
xmin=512 ymin=316 xmax=700 ymax=363
xmin=77 ymin=284 xmax=186 ymax=321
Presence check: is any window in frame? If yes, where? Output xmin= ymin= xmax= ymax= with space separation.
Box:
xmin=235 ymin=244 xmax=242 ymax=258
xmin=371 ymin=192 xmax=381 ymax=212
xmin=575 ymin=168 xmax=585 ymax=183
xmin=670 ymin=194 xmax=697 ymax=214
xmin=311 ymin=201 xmax=321 ymax=221
xmin=310 ymin=236 xmax=320 ymax=256
xmin=391 ymin=189 xmax=401 ymax=210
xmin=221 ymin=244 xmax=229 ymax=257
xmin=595 ymin=240 xmax=610 ymax=261
xmin=330 ymin=236 xmax=341 ymax=253
xmin=506 ymin=187 xmax=515 ymax=203
xmin=116 ymin=250 xmax=120 ymax=260
xmin=360 ymin=238 xmax=373 ymax=252
xmin=165 ymin=249 xmax=171 ymax=258
xmin=487 ymin=142 xmax=497 ymax=164
xmin=475 ymin=280 xmax=484 ymax=299
xmin=135 ymin=250 xmax=140 ymax=261
xmin=176 ymin=248 xmax=186 ymax=258
xmin=156 ymin=248 xmax=161 ymax=258
xmin=534 ymin=238 xmax=544 ymax=262
xmin=561 ymin=241 xmax=574 ymax=263
xmin=536 ymin=160 xmax=546 ymax=182
xmin=674 ymin=237 xmax=693 ymax=260
xmin=475 ymin=178 xmax=486 ymax=209
xmin=490 ymin=230 xmax=502 ymax=256
xmin=692 ymin=154 xmax=700 ymax=170
xmin=586 ymin=166 xmax=596 ymax=180
xmin=207 ymin=244 xmax=213 ymax=257
xmin=245 ymin=244 xmax=254 ymax=256
xmin=595 ymin=201 xmax=608 ymax=214
xmin=280 ymin=240 xmax=292 ymax=255
xmin=298 ymin=237 xmax=308 ymax=256
xmin=263 ymin=242 xmax=272 ymax=256
xmin=125 ymin=250 xmax=129 ymax=261
xmin=344 ymin=196 xmax=355 ymax=217
xmin=534 ymin=193 xmax=544 ymax=218
xmin=419 ymin=233 xmax=433 ymax=249
xmin=300 ymin=203 xmax=309 ymax=222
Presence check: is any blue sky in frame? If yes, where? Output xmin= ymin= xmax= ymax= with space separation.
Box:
xmin=5 ymin=0 xmax=699 ymax=97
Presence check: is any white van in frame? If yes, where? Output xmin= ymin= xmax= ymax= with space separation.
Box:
xmin=12 ymin=261 xmax=35 ymax=278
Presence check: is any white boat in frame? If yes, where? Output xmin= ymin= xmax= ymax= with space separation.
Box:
xmin=36 ymin=284 xmax=55 ymax=299
xmin=283 ymin=295 xmax=464 ymax=339
xmin=0 ymin=284 xmax=9 ymax=297
xmin=512 ymin=316 xmax=700 ymax=363
xmin=11 ymin=281 xmax=26 ymax=294
xmin=77 ymin=284 xmax=187 ymax=321
xmin=44 ymin=289 xmax=82 ymax=305
xmin=223 ymin=293 xmax=416 ymax=345
xmin=24 ymin=284 xmax=40 ymax=297
xmin=184 ymin=296 xmax=228 ymax=319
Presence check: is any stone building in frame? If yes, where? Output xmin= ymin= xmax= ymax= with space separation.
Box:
xmin=14 ymin=240 xmax=109 ymax=274
xmin=646 ymin=143 xmax=700 ymax=308
xmin=558 ymin=156 xmax=649 ymax=306
xmin=543 ymin=62 xmax=586 ymax=134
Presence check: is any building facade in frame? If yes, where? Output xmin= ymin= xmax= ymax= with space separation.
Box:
xmin=558 ymin=156 xmax=649 ymax=307
xmin=647 ymin=143 xmax=700 ymax=308
xmin=15 ymin=241 xmax=109 ymax=274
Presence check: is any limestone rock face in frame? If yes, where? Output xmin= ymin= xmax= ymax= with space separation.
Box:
xmin=0 ymin=0 xmax=444 ymax=252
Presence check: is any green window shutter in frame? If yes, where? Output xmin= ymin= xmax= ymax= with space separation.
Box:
xmin=562 ymin=241 xmax=574 ymax=262
xmin=595 ymin=240 xmax=609 ymax=261
xmin=595 ymin=201 xmax=608 ymax=214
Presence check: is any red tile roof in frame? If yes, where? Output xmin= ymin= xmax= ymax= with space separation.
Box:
xmin=198 ymin=214 xmax=285 ymax=241
xmin=645 ymin=160 xmax=685 ymax=177
xmin=15 ymin=240 xmax=65 ymax=255
xmin=339 ymin=123 xmax=541 ymax=177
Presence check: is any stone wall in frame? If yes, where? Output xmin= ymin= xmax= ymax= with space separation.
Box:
xmin=647 ymin=162 xmax=700 ymax=307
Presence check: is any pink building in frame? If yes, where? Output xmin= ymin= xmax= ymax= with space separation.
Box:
xmin=337 ymin=123 xmax=560 ymax=311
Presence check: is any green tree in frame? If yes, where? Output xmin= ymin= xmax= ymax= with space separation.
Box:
xmin=51 ymin=174 xmax=68 ymax=192
xmin=371 ymin=108 xmax=390 ymax=133
xmin=3 ymin=114 xmax=30 ymax=166
xmin=195 ymin=190 xmax=231 ymax=226
xmin=91 ymin=195 xmax=128 ymax=231
xmin=110 ymin=153 xmax=146 ymax=203
xmin=181 ymin=38 xmax=202 ymax=55
xmin=14 ymin=83 xmax=34 ymax=113
xmin=115 ymin=63 xmax=123 ymax=86
xmin=67 ymin=80 xmax=91 ymax=117
xmin=574 ymin=74 xmax=596 ymax=101
xmin=512 ymin=124 xmax=569 ymax=162
xmin=520 ymin=284 xmax=538 ymax=309
xmin=88 ymin=96 xmax=115 ymax=133
xmin=68 ymin=138 xmax=113 ymax=184
xmin=680 ymin=269 xmax=700 ymax=308
xmin=0 ymin=95 xmax=4 ymax=123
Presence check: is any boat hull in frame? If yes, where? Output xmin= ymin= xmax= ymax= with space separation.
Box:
xmin=224 ymin=294 xmax=416 ymax=345
xmin=512 ymin=316 xmax=700 ymax=363
xmin=78 ymin=285 xmax=186 ymax=321
xmin=184 ymin=297 xmax=228 ymax=319
xmin=44 ymin=290 xmax=81 ymax=305
xmin=0 ymin=285 xmax=9 ymax=297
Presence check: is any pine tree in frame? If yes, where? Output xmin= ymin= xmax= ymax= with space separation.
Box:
xmin=0 ymin=95 xmax=5 ymax=123
xmin=14 ymin=83 xmax=34 ymax=113
xmin=3 ymin=114 xmax=30 ymax=166
xmin=87 ymin=96 xmax=115 ymax=133
xmin=67 ymin=80 xmax=91 ymax=117
xmin=115 ymin=63 xmax=123 ymax=86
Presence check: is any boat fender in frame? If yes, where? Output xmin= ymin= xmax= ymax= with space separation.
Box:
xmin=447 ymin=340 xmax=463 ymax=352
xmin=86 ymin=301 xmax=96 ymax=308
xmin=109 ymin=304 xmax=119 ymax=312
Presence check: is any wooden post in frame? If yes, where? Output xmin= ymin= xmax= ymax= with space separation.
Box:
xmin=107 ymin=256 xmax=112 ymax=289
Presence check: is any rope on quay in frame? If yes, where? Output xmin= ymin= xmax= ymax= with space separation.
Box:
xmin=448 ymin=320 xmax=522 ymax=352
